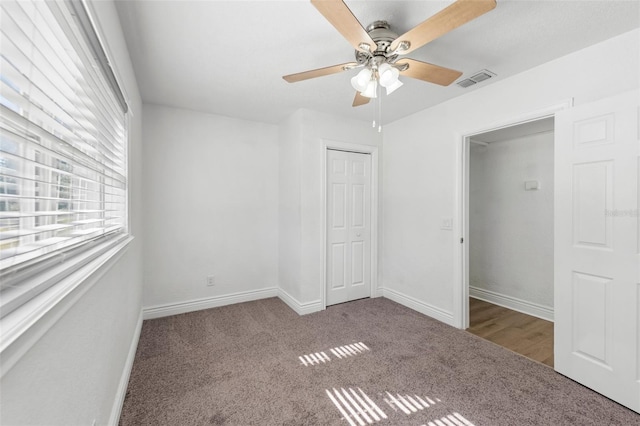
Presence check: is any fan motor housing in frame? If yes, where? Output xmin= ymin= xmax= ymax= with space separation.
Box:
xmin=355 ymin=21 xmax=399 ymax=64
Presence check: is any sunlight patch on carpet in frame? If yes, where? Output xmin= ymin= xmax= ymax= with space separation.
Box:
xmin=299 ymin=351 xmax=331 ymax=366
xmin=326 ymin=387 xmax=387 ymax=426
xmin=299 ymin=342 xmax=369 ymax=366
xmin=330 ymin=342 xmax=370 ymax=359
xmin=384 ymin=392 xmax=441 ymax=414
xmin=422 ymin=412 xmax=475 ymax=426
xmin=327 ymin=387 xmax=474 ymax=426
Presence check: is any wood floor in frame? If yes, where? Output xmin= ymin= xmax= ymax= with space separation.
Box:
xmin=467 ymin=298 xmax=554 ymax=367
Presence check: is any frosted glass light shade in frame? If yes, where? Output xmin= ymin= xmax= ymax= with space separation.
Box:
xmin=351 ymin=68 xmax=372 ymax=92
xmin=361 ymin=80 xmax=377 ymax=98
xmin=378 ymin=63 xmax=399 ymax=88
xmin=385 ymin=79 xmax=403 ymax=95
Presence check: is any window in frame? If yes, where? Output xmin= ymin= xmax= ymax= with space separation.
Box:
xmin=0 ymin=0 xmax=129 ymax=317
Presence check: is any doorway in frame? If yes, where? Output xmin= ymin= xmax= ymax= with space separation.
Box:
xmin=464 ymin=117 xmax=556 ymax=366
xmin=455 ymin=92 xmax=639 ymax=411
xmin=326 ymin=149 xmax=372 ymax=306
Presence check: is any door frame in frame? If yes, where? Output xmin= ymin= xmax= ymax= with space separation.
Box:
xmin=321 ymin=139 xmax=380 ymax=310
xmin=453 ymin=100 xmax=573 ymax=329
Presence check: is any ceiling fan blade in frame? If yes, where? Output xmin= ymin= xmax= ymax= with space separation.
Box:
xmin=352 ymin=92 xmax=370 ymax=107
xmin=283 ymin=62 xmax=358 ymax=83
xmin=389 ymin=0 xmax=496 ymax=55
xmin=311 ymin=0 xmax=377 ymax=53
xmin=397 ymin=58 xmax=462 ymax=86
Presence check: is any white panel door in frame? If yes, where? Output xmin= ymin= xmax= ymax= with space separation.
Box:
xmin=555 ymin=90 xmax=639 ymax=412
xmin=327 ymin=150 xmax=372 ymax=306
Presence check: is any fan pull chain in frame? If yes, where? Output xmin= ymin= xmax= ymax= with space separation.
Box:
xmin=372 ymin=94 xmax=377 ymax=128
xmin=377 ymin=90 xmax=382 ymax=133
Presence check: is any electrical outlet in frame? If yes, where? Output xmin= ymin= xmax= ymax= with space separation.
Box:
xmin=206 ymin=275 xmax=215 ymax=286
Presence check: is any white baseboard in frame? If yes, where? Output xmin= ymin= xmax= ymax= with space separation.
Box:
xmin=470 ymin=286 xmax=554 ymax=322
xmin=142 ymin=287 xmax=278 ymax=320
xmin=109 ymin=310 xmax=143 ymax=426
xmin=277 ymin=288 xmax=322 ymax=315
xmin=382 ymin=288 xmax=455 ymax=327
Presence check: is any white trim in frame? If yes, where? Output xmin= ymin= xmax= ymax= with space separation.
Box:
xmin=109 ymin=310 xmax=143 ymax=426
xmin=277 ymin=288 xmax=322 ymax=316
xmin=453 ymin=128 xmax=469 ymax=329
xmin=457 ymin=100 xmax=574 ymax=139
xmin=82 ymin=0 xmax=132 ymax=109
xmin=382 ymin=288 xmax=455 ymax=327
xmin=470 ymin=287 xmax=554 ymax=322
xmin=1 ymin=234 xmax=131 ymax=316
xmin=142 ymin=287 xmax=278 ymax=320
xmin=0 ymin=236 xmax=133 ymax=377
xmin=453 ymin=100 xmax=573 ymax=330
xmin=321 ymin=140 xmax=379 ymax=310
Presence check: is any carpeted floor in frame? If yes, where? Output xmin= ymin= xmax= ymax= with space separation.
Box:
xmin=119 ymin=297 xmax=639 ymax=425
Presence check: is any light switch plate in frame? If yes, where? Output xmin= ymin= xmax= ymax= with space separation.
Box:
xmin=441 ymin=217 xmax=453 ymax=230
xmin=525 ymin=180 xmax=540 ymax=190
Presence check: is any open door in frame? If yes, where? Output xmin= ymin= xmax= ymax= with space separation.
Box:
xmin=554 ymin=90 xmax=639 ymax=412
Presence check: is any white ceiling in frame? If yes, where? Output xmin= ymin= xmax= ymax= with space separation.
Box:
xmin=115 ymin=0 xmax=639 ymax=125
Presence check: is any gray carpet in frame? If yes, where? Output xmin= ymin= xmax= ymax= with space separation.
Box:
xmin=119 ymin=297 xmax=639 ymax=425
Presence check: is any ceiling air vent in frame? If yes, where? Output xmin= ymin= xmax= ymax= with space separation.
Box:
xmin=456 ymin=79 xmax=476 ymax=88
xmin=456 ymin=69 xmax=496 ymax=88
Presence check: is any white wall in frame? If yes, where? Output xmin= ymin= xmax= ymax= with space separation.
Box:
xmin=0 ymin=1 xmax=144 ymax=425
xmin=278 ymin=109 xmax=382 ymax=312
xmin=142 ymin=105 xmax=279 ymax=315
xmin=382 ymin=29 xmax=639 ymax=326
xmin=278 ymin=111 xmax=304 ymax=302
xmin=469 ymin=131 xmax=554 ymax=312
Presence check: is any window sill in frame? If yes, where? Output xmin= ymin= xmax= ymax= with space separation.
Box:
xmin=0 ymin=234 xmax=133 ymax=377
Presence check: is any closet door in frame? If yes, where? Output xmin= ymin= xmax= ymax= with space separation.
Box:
xmin=327 ymin=150 xmax=372 ymax=306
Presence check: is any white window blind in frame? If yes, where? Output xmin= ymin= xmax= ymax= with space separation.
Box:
xmin=0 ymin=0 xmax=128 ymax=314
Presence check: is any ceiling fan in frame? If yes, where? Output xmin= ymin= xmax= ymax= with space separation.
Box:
xmin=283 ymin=0 xmax=497 ymax=107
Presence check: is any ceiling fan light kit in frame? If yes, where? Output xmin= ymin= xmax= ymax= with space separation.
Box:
xmin=283 ymin=0 xmax=497 ymax=126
